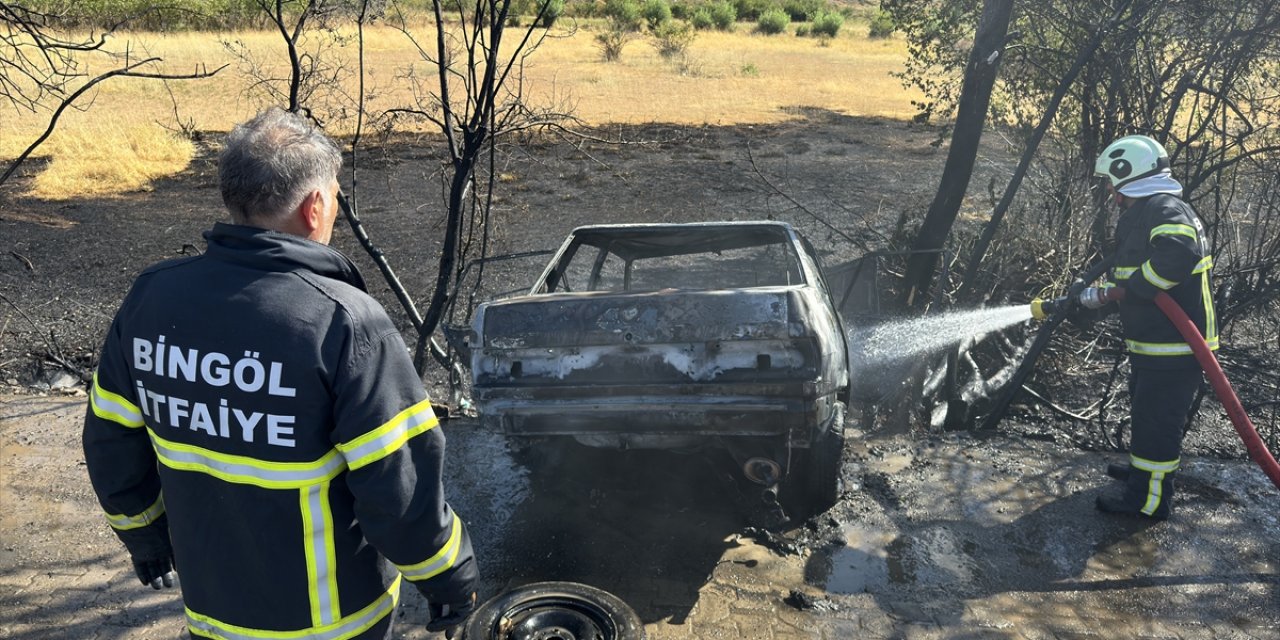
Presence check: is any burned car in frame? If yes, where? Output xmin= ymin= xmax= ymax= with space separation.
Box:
xmin=466 ymin=222 xmax=851 ymax=514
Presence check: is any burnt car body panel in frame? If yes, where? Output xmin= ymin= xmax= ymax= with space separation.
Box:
xmin=468 ymin=222 xmax=851 ymax=474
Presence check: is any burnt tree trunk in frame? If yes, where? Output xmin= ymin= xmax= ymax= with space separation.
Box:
xmin=899 ymin=0 xmax=1015 ymax=311
xmin=957 ymin=0 xmax=1139 ymax=302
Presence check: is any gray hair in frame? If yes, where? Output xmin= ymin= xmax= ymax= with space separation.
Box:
xmin=218 ymin=108 xmax=343 ymax=224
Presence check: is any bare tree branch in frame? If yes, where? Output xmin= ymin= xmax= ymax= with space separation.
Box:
xmin=1 ymin=57 xmax=225 ymax=187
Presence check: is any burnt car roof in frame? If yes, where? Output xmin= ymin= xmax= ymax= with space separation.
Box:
xmin=566 ymin=222 xmax=797 ymax=261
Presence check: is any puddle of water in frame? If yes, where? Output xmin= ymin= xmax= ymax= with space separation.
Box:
xmin=817 ymin=524 xmax=980 ymax=595
xmin=442 ymin=422 xmax=530 ymax=539
xmin=816 ymin=526 xmax=896 ymax=593
xmin=1085 ymin=533 xmax=1158 ymax=578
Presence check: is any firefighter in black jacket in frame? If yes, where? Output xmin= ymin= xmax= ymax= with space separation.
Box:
xmin=83 ymin=108 xmax=478 ymax=638
xmin=1076 ymin=134 xmax=1216 ymax=520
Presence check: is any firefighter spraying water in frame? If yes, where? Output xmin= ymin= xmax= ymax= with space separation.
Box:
xmin=1029 ymin=285 xmax=1280 ymax=493
xmin=1023 ymin=134 xmax=1280 ymax=515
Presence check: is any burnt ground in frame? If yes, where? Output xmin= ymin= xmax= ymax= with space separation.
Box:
xmin=2 ymin=112 xmax=1279 ymax=638
xmin=0 ymin=110 xmax=941 ymax=395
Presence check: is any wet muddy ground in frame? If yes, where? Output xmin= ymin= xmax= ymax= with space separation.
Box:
xmin=3 ymin=113 xmax=1279 ymax=638
xmin=2 ymin=394 xmax=1277 ymax=639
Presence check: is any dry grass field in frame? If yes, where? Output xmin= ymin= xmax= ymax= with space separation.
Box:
xmin=1 ymin=18 xmax=920 ymax=200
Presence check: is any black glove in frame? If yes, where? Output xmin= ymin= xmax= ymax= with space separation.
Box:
xmin=1065 ymin=278 xmax=1087 ymax=304
xmin=132 ymin=555 xmax=177 ymax=590
xmin=425 ymin=591 xmax=476 ymax=636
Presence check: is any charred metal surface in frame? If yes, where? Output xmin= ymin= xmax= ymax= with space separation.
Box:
xmin=480 ymin=289 xmax=794 ymax=349
xmin=469 ymin=221 xmax=850 ymax=479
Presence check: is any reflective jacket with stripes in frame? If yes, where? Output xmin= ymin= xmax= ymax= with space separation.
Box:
xmin=84 ymin=223 xmax=476 ymax=640
xmin=1108 ymin=192 xmax=1217 ymax=369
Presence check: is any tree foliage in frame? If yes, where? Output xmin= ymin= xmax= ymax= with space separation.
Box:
xmin=886 ymin=0 xmax=1280 ymax=326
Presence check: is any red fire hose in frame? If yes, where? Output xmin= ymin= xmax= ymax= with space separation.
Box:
xmin=1145 ymin=290 xmax=1280 ymax=489
xmin=1032 ymin=287 xmax=1280 ymax=489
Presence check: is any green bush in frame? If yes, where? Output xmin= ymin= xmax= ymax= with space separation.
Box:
xmin=868 ymin=8 xmax=895 ymax=38
xmin=595 ymin=25 xmax=635 ymax=60
xmin=731 ymin=0 xmax=769 ymax=21
xmin=690 ymin=7 xmax=714 ymax=29
xmin=781 ymin=0 xmax=824 ymax=21
xmin=535 ymin=0 xmax=567 ymax=26
xmin=642 ymin=0 xmax=672 ymax=30
xmin=708 ymin=0 xmax=736 ymax=29
xmin=755 ymin=7 xmax=789 ymax=34
xmin=651 ymin=20 xmax=695 ymax=58
xmin=20 ymin=0 xmax=266 ymax=30
xmin=810 ymin=9 xmax=842 ymax=37
xmin=565 ymin=0 xmax=606 ymax=18
xmin=604 ymin=0 xmax=644 ymax=30
xmin=794 ymin=23 xmax=810 ymax=37
xmin=670 ymin=1 xmax=691 ymax=20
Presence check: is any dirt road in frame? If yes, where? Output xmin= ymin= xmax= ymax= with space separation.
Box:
xmin=3 ymin=391 xmax=1277 ymax=639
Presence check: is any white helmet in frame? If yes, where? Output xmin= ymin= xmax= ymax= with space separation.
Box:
xmin=1094 ymin=135 xmax=1171 ymax=189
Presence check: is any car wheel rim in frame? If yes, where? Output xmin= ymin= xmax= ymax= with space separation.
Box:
xmin=501 ymin=596 xmax=618 ymax=640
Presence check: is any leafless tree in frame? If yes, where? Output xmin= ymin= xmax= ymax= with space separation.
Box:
xmin=382 ymin=0 xmax=573 ymax=373
xmin=220 ymin=0 xmax=370 ymax=127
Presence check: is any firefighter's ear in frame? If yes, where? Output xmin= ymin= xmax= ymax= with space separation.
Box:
xmin=297 ymin=188 xmax=325 ymax=232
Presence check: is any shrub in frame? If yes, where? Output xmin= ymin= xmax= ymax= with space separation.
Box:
xmin=708 ymin=0 xmax=736 ymax=29
xmin=565 ymin=0 xmax=605 ymax=18
xmin=604 ymin=0 xmax=644 ymax=30
xmin=690 ymin=7 xmax=714 ymax=29
xmin=755 ymin=7 xmax=789 ymax=34
xmin=810 ymin=9 xmax=842 ymax=37
xmin=781 ymin=0 xmax=824 ymax=21
xmin=868 ymin=8 xmax=895 ymax=38
xmin=595 ymin=26 xmax=635 ymax=60
xmin=536 ymin=0 xmax=567 ymax=27
xmin=794 ymin=23 xmax=810 ymax=37
xmin=740 ymin=62 xmax=759 ymax=77
xmin=642 ymin=0 xmax=672 ymax=30
xmin=669 ymin=1 xmax=690 ymax=20
xmin=652 ymin=20 xmax=695 ymax=58
xmin=731 ymin=0 xmax=769 ymax=21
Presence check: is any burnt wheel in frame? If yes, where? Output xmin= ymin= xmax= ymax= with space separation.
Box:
xmin=462 ymin=581 xmax=645 ymax=640
xmin=792 ymin=401 xmax=846 ymax=517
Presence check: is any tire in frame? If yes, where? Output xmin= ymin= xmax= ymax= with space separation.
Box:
xmin=461 ymin=581 xmax=645 ymax=640
xmin=794 ymin=401 xmax=846 ymax=517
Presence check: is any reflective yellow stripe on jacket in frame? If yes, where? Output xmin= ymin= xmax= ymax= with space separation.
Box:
xmin=186 ymin=576 xmax=401 ymax=640
xmin=1117 ymin=256 xmax=1217 ymax=357
xmin=148 ymin=430 xmax=347 ymax=490
xmin=1141 ymin=261 xmax=1178 ymax=290
xmin=104 ymin=493 xmax=165 ymax=531
xmin=336 ymin=399 xmax=438 ymax=471
xmin=151 ymin=397 xmax=435 ymax=632
xmin=90 ymin=372 xmax=144 ymax=428
xmin=150 ymin=429 xmax=351 ymax=626
xmin=1198 ymin=257 xmax=1217 ymax=353
xmin=1149 ymin=223 xmax=1197 ymax=241
xmin=394 ymin=511 xmax=463 ymax=582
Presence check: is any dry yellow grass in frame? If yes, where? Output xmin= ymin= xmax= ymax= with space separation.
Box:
xmin=26 ymin=125 xmax=196 ymax=200
xmin=2 ymin=20 xmax=921 ymax=199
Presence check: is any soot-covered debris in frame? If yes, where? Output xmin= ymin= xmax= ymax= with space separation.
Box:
xmin=783 ymin=589 xmax=840 ymax=612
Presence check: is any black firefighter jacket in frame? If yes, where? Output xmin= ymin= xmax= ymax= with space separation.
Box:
xmin=1107 ymin=193 xmax=1218 ymax=370
xmin=84 ymin=223 xmax=476 ymax=639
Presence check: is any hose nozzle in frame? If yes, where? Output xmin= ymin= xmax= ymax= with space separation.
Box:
xmin=1030 ymin=296 xmax=1069 ymax=321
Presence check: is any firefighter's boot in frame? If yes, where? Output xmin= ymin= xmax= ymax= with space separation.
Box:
xmin=1095 ymin=466 xmax=1174 ymax=520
